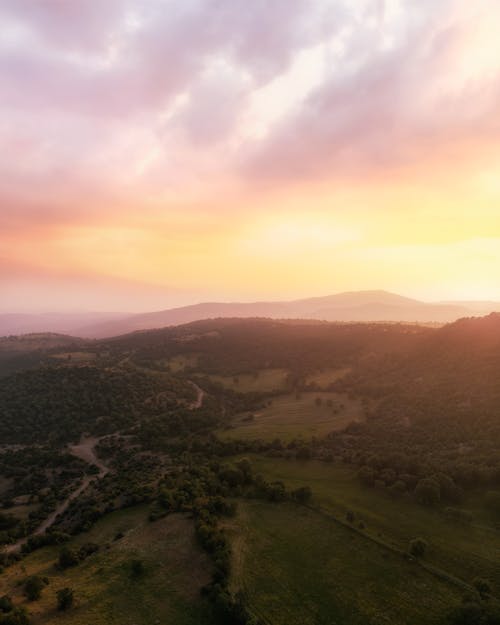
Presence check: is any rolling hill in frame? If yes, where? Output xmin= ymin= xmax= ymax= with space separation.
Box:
xmin=2 ymin=291 xmax=499 ymax=338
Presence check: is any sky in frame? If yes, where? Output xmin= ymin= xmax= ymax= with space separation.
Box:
xmin=1 ymin=0 xmax=500 ymax=312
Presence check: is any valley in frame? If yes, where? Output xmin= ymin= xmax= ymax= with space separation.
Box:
xmin=1 ymin=317 xmax=500 ymax=624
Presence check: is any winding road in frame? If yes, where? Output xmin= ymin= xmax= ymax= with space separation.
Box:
xmin=188 ymin=381 xmax=206 ymax=409
xmin=3 ymin=436 xmax=110 ymax=555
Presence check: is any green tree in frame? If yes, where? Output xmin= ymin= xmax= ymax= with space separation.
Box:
xmin=24 ymin=576 xmax=45 ymax=601
xmin=415 ymin=478 xmax=440 ymax=506
xmin=408 ymin=538 xmax=427 ymax=558
xmin=56 ymin=587 xmax=74 ymax=611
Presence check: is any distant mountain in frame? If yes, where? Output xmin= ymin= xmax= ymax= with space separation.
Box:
xmin=75 ymin=290 xmax=499 ymax=338
xmin=0 ymin=312 xmax=128 ymax=337
xmin=3 ymin=291 xmax=499 ymax=339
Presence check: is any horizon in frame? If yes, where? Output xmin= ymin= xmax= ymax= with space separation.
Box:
xmin=2 ymin=1 xmax=500 ymax=312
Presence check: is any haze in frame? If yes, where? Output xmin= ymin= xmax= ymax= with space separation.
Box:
xmin=2 ymin=0 xmax=500 ymax=313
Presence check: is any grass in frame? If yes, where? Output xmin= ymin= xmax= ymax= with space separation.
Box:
xmin=0 ymin=506 xmax=215 ymax=625
xmin=227 ymin=500 xmax=462 ymax=625
xmin=166 ymin=353 xmax=199 ymax=372
xmin=305 ymin=367 xmax=352 ymax=388
xmin=198 ymin=368 xmax=289 ymax=393
xmin=50 ymin=352 xmax=97 ymax=362
xmin=238 ymin=456 xmax=500 ymax=595
xmin=219 ymin=392 xmax=363 ymax=442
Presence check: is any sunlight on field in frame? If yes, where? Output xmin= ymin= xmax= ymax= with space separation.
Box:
xmin=50 ymin=352 xmax=97 ymax=362
xmin=201 ymin=368 xmax=289 ymax=393
xmin=219 ymin=391 xmax=363 ymax=442
xmin=166 ymin=353 xmax=200 ymax=372
xmin=305 ymin=367 xmax=352 ymax=388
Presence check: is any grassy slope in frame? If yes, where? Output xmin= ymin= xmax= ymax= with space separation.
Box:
xmin=304 ymin=367 xmax=352 ymax=388
xmin=220 ymin=392 xmax=364 ymax=442
xmin=242 ymin=457 xmax=500 ymax=594
xmin=0 ymin=506 xmax=215 ymax=625
xmin=198 ymin=368 xmax=289 ymax=394
xmin=228 ymin=500 xmax=462 ymax=625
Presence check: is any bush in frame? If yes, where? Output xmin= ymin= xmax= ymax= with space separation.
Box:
xmin=0 ymin=596 xmax=13 ymax=614
xmin=415 ymin=479 xmax=440 ymax=506
xmin=130 ymin=559 xmax=145 ymax=577
xmin=24 ymin=576 xmax=45 ymax=601
xmin=472 ymin=578 xmax=492 ymax=599
xmin=408 ymin=538 xmax=427 ymax=558
xmin=291 ymin=486 xmax=312 ymax=504
xmin=58 ymin=546 xmax=79 ymax=569
xmin=57 ymin=587 xmax=74 ymax=611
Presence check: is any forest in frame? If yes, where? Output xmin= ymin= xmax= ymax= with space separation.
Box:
xmin=0 ymin=316 xmax=499 ymax=624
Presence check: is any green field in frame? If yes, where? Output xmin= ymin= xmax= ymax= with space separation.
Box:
xmin=166 ymin=353 xmax=200 ymax=372
xmin=227 ymin=500 xmax=462 ymax=625
xmin=199 ymin=368 xmax=289 ymax=393
xmin=239 ymin=457 xmax=500 ymax=595
xmin=50 ymin=352 xmax=97 ymax=362
xmin=219 ymin=392 xmax=363 ymax=442
xmin=305 ymin=367 xmax=352 ymax=388
xmin=0 ymin=506 xmax=215 ymax=625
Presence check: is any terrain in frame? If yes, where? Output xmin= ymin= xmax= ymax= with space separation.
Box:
xmin=3 ymin=291 xmax=500 ymax=338
xmin=1 ymin=315 xmax=500 ymax=624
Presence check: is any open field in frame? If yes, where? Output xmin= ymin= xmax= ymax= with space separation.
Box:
xmin=167 ymin=353 xmax=199 ymax=372
xmin=0 ymin=506 xmax=215 ymax=625
xmin=50 ymin=352 xmax=97 ymax=362
xmin=227 ymin=500 xmax=462 ymax=625
xmin=198 ymin=368 xmax=289 ymax=393
xmin=305 ymin=367 xmax=351 ymax=388
xmin=219 ymin=392 xmax=364 ymax=442
xmin=239 ymin=457 xmax=500 ymax=595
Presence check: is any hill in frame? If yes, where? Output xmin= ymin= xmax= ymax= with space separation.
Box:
xmin=76 ymin=290 xmax=496 ymax=338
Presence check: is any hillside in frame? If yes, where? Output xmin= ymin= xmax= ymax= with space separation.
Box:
xmin=76 ymin=290 xmax=496 ymax=338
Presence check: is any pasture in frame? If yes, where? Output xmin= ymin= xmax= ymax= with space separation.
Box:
xmin=199 ymin=368 xmax=289 ymax=393
xmin=219 ymin=392 xmax=364 ymax=442
xmin=239 ymin=457 xmax=500 ymax=595
xmin=305 ymin=367 xmax=351 ymax=388
xmin=0 ymin=506 xmax=215 ymax=625
xmin=227 ymin=500 xmax=462 ymax=625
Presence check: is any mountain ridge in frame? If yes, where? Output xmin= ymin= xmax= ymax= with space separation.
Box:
xmin=2 ymin=290 xmax=499 ymax=338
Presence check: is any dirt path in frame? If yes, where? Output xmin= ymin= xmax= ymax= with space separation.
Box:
xmin=3 ymin=435 xmax=110 ymax=554
xmin=188 ymin=381 xmax=205 ymax=409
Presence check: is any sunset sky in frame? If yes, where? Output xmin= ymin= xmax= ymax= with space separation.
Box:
xmin=2 ymin=0 xmax=500 ymax=312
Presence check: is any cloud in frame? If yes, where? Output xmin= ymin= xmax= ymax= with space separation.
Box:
xmin=243 ymin=0 xmax=500 ymax=183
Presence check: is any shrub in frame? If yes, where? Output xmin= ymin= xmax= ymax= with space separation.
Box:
xmin=408 ymin=538 xmax=427 ymax=558
xmin=24 ymin=576 xmax=45 ymax=601
xmin=56 ymin=587 xmax=74 ymax=611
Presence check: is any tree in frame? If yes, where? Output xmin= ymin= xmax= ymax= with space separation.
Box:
xmin=291 ymin=486 xmax=312 ymax=504
xmin=408 ymin=538 xmax=427 ymax=558
xmin=131 ymin=559 xmax=145 ymax=577
xmin=472 ymin=578 xmax=492 ymax=600
xmin=58 ymin=547 xmax=79 ymax=569
xmin=0 ymin=606 xmax=31 ymax=625
xmin=0 ymin=596 xmax=13 ymax=613
xmin=24 ymin=576 xmax=45 ymax=601
xmin=415 ymin=478 xmax=440 ymax=506
xmin=56 ymin=587 xmax=74 ymax=611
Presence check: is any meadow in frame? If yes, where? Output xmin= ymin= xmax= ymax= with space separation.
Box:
xmin=227 ymin=500 xmax=463 ymax=625
xmin=238 ymin=457 xmax=500 ymax=595
xmin=0 ymin=506 xmax=215 ymax=625
xmin=219 ymin=392 xmax=364 ymax=442
xmin=197 ymin=368 xmax=289 ymax=393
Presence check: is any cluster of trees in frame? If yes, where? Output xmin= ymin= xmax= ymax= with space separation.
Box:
xmin=0 ymin=364 xmax=196 ymax=445
xmin=145 ymin=458 xmax=311 ymax=624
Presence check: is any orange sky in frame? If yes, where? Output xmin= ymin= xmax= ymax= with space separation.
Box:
xmin=1 ymin=0 xmax=500 ymax=312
